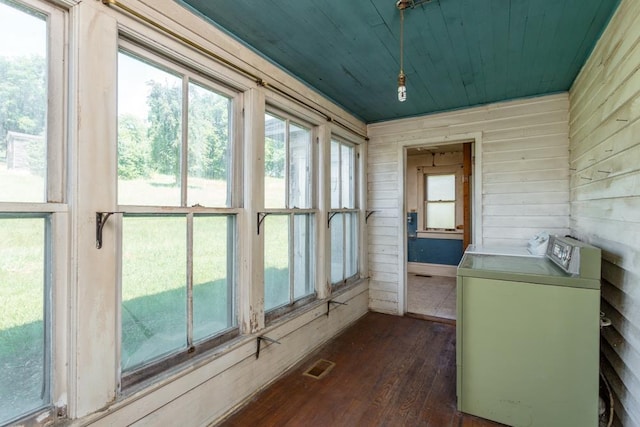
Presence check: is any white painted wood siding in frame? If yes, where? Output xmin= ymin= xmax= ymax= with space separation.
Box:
xmin=367 ymin=94 xmax=570 ymax=314
xmin=569 ymin=0 xmax=640 ymax=425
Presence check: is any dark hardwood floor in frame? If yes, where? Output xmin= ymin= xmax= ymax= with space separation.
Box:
xmin=219 ymin=312 xmax=504 ymax=427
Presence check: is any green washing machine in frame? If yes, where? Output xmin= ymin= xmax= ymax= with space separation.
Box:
xmin=456 ymin=236 xmax=601 ymax=427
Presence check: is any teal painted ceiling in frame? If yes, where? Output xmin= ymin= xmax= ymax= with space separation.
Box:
xmin=179 ymin=0 xmax=620 ymax=123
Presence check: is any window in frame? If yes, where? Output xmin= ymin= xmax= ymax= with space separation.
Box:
xmin=0 ymin=0 xmax=65 ymax=424
xmin=425 ymin=174 xmax=456 ymax=230
xmin=330 ymin=139 xmax=358 ymax=285
xmin=263 ymin=112 xmax=315 ymax=313
xmin=117 ymin=43 xmax=238 ymax=385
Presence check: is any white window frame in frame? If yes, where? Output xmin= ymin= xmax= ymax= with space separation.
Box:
xmin=416 ymin=165 xmax=463 ymax=236
xmin=0 ymin=0 xmax=68 ymax=424
xmin=115 ymin=39 xmax=243 ymax=389
xmin=329 ymin=137 xmax=360 ymax=287
xmin=262 ymin=107 xmax=317 ymax=321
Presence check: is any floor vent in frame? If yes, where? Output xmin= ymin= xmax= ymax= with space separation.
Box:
xmin=303 ymin=359 xmax=335 ymax=379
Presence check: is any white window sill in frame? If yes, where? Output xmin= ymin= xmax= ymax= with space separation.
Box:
xmin=416 ymin=230 xmax=463 ymax=240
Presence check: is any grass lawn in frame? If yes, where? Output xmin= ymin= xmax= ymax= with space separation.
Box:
xmin=0 ymin=216 xmax=46 ymax=424
xmin=0 ymin=167 xmax=297 ymax=421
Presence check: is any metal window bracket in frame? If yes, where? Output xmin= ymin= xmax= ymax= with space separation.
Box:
xmin=257 ymin=212 xmax=272 ymax=235
xmin=327 ymin=300 xmax=348 ymax=317
xmin=96 ymin=212 xmax=123 ymax=249
xmin=365 ymin=210 xmax=376 ymax=224
xmin=256 ymin=335 xmax=281 ymax=359
xmin=328 ymin=212 xmax=339 ymax=228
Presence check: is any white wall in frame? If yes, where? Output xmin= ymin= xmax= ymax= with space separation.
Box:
xmin=367 ymin=94 xmax=570 ymax=314
xmin=569 ymin=0 xmax=640 ymax=424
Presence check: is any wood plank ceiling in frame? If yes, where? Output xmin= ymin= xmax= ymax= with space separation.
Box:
xmin=179 ymin=0 xmax=620 ymax=123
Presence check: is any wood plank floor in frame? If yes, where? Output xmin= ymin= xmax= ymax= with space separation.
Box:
xmin=218 ymin=312 xmax=504 ymax=427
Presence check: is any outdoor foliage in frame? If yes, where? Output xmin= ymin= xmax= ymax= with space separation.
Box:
xmin=146 ymin=80 xmax=182 ymax=182
xmin=188 ymin=83 xmax=229 ymax=180
xmin=265 ymin=135 xmax=285 ymax=178
xmin=0 ymin=55 xmax=46 ymax=143
xmin=118 ymin=114 xmax=150 ymax=179
xmin=117 ymin=79 xmax=233 ymax=184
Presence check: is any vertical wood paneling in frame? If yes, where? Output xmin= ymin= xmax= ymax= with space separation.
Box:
xmin=72 ymin=1 xmax=119 ymax=416
xmin=366 ymin=94 xmax=571 ymax=314
xmin=569 ymin=0 xmax=640 ymax=425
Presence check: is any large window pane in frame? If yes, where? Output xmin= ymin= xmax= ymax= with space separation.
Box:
xmin=0 ymin=3 xmax=47 ymax=203
xmin=0 ymin=217 xmax=48 ymax=425
xmin=264 ymin=114 xmax=286 ymax=208
xmin=187 ymin=83 xmax=231 ymax=208
xmin=293 ymin=214 xmax=314 ymax=299
xmin=288 ymin=124 xmax=311 ymax=209
xmin=345 ymin=213 xmax=358 ymax=278
xmin=330 ymin=213 xmax=357 ymax=284
xmin=117 ymin=52 xmax=182 ymax=206
xmin=330 ymin=141 xmax=340 ymax=209
xmin=121 ymin=216 xmax=187 ymax=371
xmin=289 ymin=123 xmax=311 ymax=209
xmin=330 ymin=213 xmax=344 ymax=284
xmin=193 ymin=215 xmax=235 ymax=341
xmin=264 ymin=215 xmax=289 ymax=311
xmin=341 ymin=144 xmax=354 ymax=208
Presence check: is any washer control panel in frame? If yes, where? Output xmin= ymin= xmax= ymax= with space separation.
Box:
xmin=545 ymin=235 xmax=601 ymax=278
xmin=547 ymin=237 xmax=578 ymax=274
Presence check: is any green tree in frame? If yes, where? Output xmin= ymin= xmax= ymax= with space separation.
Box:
xmin=188 ymin=85 xmax=229 ymax=180
xmin=147 ymin=80 xmax=182 ymax=183
xmin=118 ymin=114 xmax=150 ymax=179
xmin=0 ymin=55 xmax=46 ymax=142
xmin=265 ymin=136 xmax=285 ymax=178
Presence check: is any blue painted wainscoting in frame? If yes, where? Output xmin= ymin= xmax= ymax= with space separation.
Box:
xmin=407 ymin=212 xmax=463 ymax=266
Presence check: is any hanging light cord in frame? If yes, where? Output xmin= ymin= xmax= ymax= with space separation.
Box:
xmin=399 ymin=9 xmax=404 ymax=74
xmin=397 ymin=5 xmax=407 ymax=102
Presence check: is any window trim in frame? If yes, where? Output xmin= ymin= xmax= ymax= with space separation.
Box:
xmin=262 ymin=108 xmax=318 ymax=319
xmin=115 ymin=41 xmax=242 ymax=389
xmin=329 ymin=137 xmax=359 ymax=286
xmin=416 ymin=165 xmax=463 ymax=236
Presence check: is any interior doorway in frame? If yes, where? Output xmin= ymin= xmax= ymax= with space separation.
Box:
xmin=404 ymin=142 xmax=472 ymax=322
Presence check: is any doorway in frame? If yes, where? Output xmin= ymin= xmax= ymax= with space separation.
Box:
xmin=404 ymin=142 xmax=472 ymax=322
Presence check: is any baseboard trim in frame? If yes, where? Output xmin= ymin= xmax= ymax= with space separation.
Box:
xmin=405 ymin=312 xmax=456 ymax=326
xmin=407 ymin=262 xmax=456 ymax=277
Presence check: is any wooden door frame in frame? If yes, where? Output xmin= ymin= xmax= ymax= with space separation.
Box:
xmin=397 ymin=132 xmax=483 ymax=315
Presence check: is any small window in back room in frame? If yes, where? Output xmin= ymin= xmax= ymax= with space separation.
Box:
xmin=425 ymin=174 xmax=456 ymax=230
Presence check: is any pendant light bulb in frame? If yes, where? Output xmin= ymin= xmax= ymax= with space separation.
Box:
xmin=398 ymin=71 xmax=407 ymax=102
xmin=397 ymin=6 xmax=406 ymax=102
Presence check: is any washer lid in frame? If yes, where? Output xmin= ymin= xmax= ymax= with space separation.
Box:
xmin=457 ymin=253 xmax=600 ymax=290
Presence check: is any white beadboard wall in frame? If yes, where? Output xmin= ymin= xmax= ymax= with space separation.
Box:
xmin=367 ymin=94 xmax=571 ymax=314
xmin=569 ymin=0 xmax=640 ymax=425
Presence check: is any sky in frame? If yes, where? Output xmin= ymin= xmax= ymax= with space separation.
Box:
xmin=0 ymin=1 xmax=177 ymax=121
xmin=0 ymin=2 xmax=46 ymax=57
xmin=117 ymin=52 xmax=181 ymax=120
